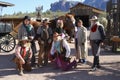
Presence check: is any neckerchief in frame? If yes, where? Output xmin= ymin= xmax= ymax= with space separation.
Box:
xmin=91 ymin=24 xmax=97 ymax=32
xmin=21 ymin=47 xmax=26 ymax=58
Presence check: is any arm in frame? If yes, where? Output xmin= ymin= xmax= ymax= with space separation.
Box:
xmin=82 ymin=28 xmax=87 ymax=43
xmin=31 ymin=25 xmax=35 ymax=38
xmin=18 ymin=25 xmax=22 ymax=40
xmin=98 ymin=25 xmax=106 ymax=42
xmin=29 ymin=25 xmax=35 ymax=40
xmin=62 ymin=39 xmax=71 ymax=58
xmin=15 ymin=46 xmax=25 ymax=64
xmin=28 ymin=47 xmax=33 ymax=59
xmin=36 ymin=26 xmax=42 ymax=41
xmin=50 ymin=42 xmax=55 ymax=56
xmin=48 ymin=27 xmax=53 ymax=43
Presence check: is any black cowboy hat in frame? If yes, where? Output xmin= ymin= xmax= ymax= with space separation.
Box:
xmin=23 ymin=15 xmax=31 ymax=21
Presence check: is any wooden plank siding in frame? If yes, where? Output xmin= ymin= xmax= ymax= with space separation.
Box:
xmin=70 ymin=3 xmax=105 ymax=28
xmin=70 ymin=3 xmax=105 ymax=16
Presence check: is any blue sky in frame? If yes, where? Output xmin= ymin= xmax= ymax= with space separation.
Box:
xmin=0 ymin=0 xmax=84 ymax=15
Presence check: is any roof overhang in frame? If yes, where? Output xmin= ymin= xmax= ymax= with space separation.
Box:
xmin=70 ymin=3 xmax=105 ymax=14
xmin=0 ymin=1 xmax=14 ymax=7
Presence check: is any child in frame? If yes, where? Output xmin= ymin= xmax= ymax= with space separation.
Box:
xmin=14 ymin=36 xmax=32 ymax=75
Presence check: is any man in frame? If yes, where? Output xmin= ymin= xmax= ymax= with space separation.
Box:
xmin=76 ymin=19 xmax=88 ymax=64
xmin=37 ymin=19 xmax=53 ymax=66
xmin=89 ymin=16 xmax=106 ymax=70
xmin=18 ymin=15 xmax=37 ymax=67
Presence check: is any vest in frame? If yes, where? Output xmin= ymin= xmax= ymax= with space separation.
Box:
xmin=90 ymin=23 xmax=101 ymax=40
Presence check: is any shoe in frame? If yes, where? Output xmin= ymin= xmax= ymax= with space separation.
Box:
xmin=78 ymin=59 xmax=82 ymax=63
xmin=96 ymin=65 xmax=101 ymax=69
xmin=92 ymin=67 xmax=97 ymax=71
xmin=90 ymin=66 xmax=97 ymax=71
xmin=82 ymin=59 xmax=86 ymax=64
xmin=19 ymin=70 xmax=24 ymax=76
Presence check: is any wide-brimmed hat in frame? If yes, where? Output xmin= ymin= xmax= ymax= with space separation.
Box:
xmin=23 ymin=15 xmax=31 ymax=21
xmin=43 ymin=19 xmax=51 ymax=24
xmin=90 ymin=16 xmax=98 ymax=21
xmin=53 ymin=32 xmax=61 ymax=37
xmin=20 ymin=36 xmax=29 ymax=41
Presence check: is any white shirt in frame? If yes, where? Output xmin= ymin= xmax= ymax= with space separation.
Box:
xmin=50 ymin=39 xmax=71 ymax=58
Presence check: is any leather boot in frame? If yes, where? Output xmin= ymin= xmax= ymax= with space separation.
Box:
xmin=19 ymin=69 xmax=24 ymax=75
xmin=96 ymin=56 xmax=101 ymax=68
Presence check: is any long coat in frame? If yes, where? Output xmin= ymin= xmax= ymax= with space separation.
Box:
xmin=76 ymin=26 xmax=88 ymax=59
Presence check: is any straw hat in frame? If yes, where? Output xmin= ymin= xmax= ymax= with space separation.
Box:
xmin=90 ymin=16 xmax=98 ymax=21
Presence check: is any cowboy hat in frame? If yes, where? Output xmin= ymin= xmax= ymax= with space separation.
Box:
xmin=90 ymin=16 xmax=98 ymax=21
xmin=20 ymin=36 xmax=29 ymax=41
xmin=53 ymin=32 xmax=60 ymax=37
xmin=23 ymin=15 xmax=31 ymax=21
xmin=43 ymin=19 xmax=51 ymax=23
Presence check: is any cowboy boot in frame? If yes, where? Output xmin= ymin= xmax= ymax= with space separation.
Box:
xmin=19 ymin=68 xmax=24 ymax=76
xmin=43 ymin=52 xmax=48 ymax=66
xmin=38 ymin=52 xmax=43 ymax=67
xmin=72 ymin=59 xmax=77 ymax=68
xmin=18 ymin=63 xmax=24 ymax=75
xmin=96 ymin=56 xmax=101 ymax=68
xmin=92 ymin=56 xmax=97 ymax=69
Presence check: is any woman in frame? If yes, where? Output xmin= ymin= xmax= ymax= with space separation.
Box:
xmin=14 ymin=36 xmax=32 ymax=75
xmin=50 ymin=32 xmax=74 ymax=70
xmin=50 ymin=32 xmax=70 ymax=60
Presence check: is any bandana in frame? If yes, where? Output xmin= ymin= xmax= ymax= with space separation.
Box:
xmin=91 ymin=24 xmax=97 ymax=32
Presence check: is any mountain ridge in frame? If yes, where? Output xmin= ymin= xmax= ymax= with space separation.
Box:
xmin=50 ymin=0 xmax=109 ymax=12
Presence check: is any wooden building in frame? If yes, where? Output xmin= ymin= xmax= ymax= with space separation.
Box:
xmin=70 ymin=3 xmax=105 ymax=27
xmin=106 ymin=0 xmax=120 ymax=52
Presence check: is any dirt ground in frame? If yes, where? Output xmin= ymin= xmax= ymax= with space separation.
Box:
xmin=0 ymin=40 xmax=120 ymax=80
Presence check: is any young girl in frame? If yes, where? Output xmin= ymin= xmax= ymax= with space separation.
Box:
xmin=14 ymin=36 xmax=32 ymax=75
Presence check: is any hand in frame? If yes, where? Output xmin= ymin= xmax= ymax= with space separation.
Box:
xmin=27 ymin=58 xmax=31 ymax=64
xmin=82 ymin=43 xmax=84 ymax=45
xmin=20 ymin=58 xmax=25 ymax=64
xmin=48 ymin=39 xmax=52 ymax=44
xmin=100 ymin=42 xmax=104 ymax=46
xmin=41 ymin=40 xmax=44 ymax=44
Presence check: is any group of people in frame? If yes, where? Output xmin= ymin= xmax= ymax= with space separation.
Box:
xmin=13 ymin=15 xmax=106 ymax=75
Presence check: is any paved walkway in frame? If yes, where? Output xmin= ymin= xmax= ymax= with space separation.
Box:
xmin=0 ymin=41 xmax=120 ymax=80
